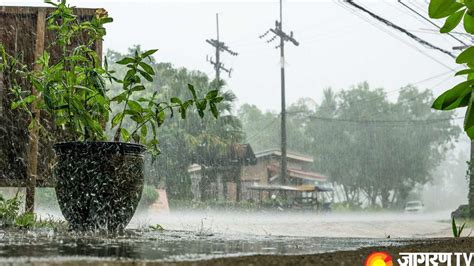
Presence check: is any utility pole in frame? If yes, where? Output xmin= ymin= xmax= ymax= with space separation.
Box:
xmin=206 ymin=13 xmax=238 ymax=85
xmin=260 ymin=0 xmax=299 ymax=184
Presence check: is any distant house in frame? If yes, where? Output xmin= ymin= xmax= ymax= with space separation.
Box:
xmin=188 ymin=143 xmax=257 ymax=202
xmin=240 ymin=149 xmax=328 ymax=201
xmin=189 ymin=147 xmax=330 ymax=204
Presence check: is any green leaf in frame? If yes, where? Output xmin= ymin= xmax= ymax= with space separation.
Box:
xmin=128 ymin=100 xmax=143 ymax=112
xmin=466 ymin=0 xmax=474 ymax=9
xmin=121 ymin=128 xmax=130 ymax=141
xmin=157 ymin=110 xmax=165 ymax=126
xmin=441 ymin=8 xmax=465 ymax=33
xmin=187 ymin=84 xmax=197 ymax=99
xmin=170 ymin=97 xmax=182 ymax=104
xmin=138 ymin=69 xmax=153 ymax=82
xmin=465 ymin=95 xmax=474 ymax=140
xmin=214 ymin=96 xmax=224 ymax=103
xmin=116 ymin=57 xmax=135 ymax=65
xmin=131 ymin=85 xmax=146 ymax=92
xmin=111 ymin=113 xmax=124 ymax=127
xmin=455 ymin=69 xmax=474 ymax=76
xmin=464 ymin=10 xmax=474 ymax=34
xmin=210 ymin=103 xmax=219 ymax=118
xmin=139 ymin=62 xmax=155 ymax=75
xmin=206 ymin=90 xmax=218 ymax=100
xmin=452 ymin=217 xmax=458 ymax=237
xmin=22 ymin=95 xmax=36 ymax=105
xmin=432 ymin=79 xmax=474 ymax=110
xmin=429 ymin=0 xmax=464 ymax=19
xmin=456 ymin=46 xmax=474 ymax=64
xmin=111 ymin=91 xmax=127 ymax=103
xmin=141 ymin=49 xmax=158 ymax=58
xmin=140 ymin=125 xmax=148 ymax=139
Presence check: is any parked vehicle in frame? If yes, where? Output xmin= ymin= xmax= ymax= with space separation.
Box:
xmin=404 ymin=201 xmax=424 ymax=213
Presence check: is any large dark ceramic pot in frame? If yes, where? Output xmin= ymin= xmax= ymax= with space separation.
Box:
xmin=53 ymin=142 xmax=146 ymax=232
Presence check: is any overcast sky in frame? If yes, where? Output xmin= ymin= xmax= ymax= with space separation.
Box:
xmin=1 ymin=0 xmax=468 ymax=114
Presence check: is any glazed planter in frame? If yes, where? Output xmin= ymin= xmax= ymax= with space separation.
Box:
xmin=53 ymin=142 xmax=146 ymax=232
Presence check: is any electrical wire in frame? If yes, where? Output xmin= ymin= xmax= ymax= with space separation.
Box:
xmin=334 ymin=0 xmax=455 ymax=71
xmin=344 ymin=0 xmax=456 ymax=58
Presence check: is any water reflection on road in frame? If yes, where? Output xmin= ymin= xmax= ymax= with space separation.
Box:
xmin=0 ymin=209 xmax=453 ymax=263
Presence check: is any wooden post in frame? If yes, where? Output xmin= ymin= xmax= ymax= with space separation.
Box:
xmin=25 ymin=9 xmax=46 ymax=213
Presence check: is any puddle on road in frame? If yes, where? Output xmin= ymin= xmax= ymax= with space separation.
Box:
xmin=0 ymin=228 xmax=408 ymax=263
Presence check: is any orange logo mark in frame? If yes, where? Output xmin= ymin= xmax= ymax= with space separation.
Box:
xmin=365 ymin=251 xmax=393 ymax=266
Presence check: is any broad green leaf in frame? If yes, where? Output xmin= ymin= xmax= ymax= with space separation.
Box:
xmin=157 ymin=110 xmax=165 ymax=126
xmin=206 ymin=90 xmax=218 ymax=100
xmin=22 ymin=95 xmax=36 ymax=105
xmin=116 ymin=57 xmax=135 ymax=65
xmin=138 ymin=69 xmax=153 ymax=82
xmin=131 ymin=85 xmax=146 ymax=92
xmin=465 ymin=95 xmax=474 ymax=140
xmin=139 ymin=62 xmax=155 ymax=75
xmin=141 ymin=49 xmax=158 ymax=58
xmin=111 ymin=112 xmax=124 ymax=127
xmin=210 ymin=103 xmax=219 ymax=118
xmin=429 ymin=0 xmax=464 ymax=19
xmin=466 ymin=0 xmax=474 ymax=9
xmin=170 ymin=97 xmax=182 ymax=104
xmin=214 ymin=96 xmax=224 ymax=103
xmin=11 ymin=101 xmax=20 ymax=110
xmin=432 ymin=79 xmax=474 ymax=110
xmin=111 ymin=91 xmax=127 ymax=103
xmin=121 ymin=128 xmax=130 ymax=141
xmin=464 ymin=10 xmax=474 ymax=34
xmin=455 ymin=69 xmax=474 ymax=76
xmin=456 ymin=46 xmax=474 ymax=64
xmin=128 ymin=100 xmax=143 ymax=112
xmin=140 ymin=125 xmax=148 ymax=139
xmin=441 ymin=8 xmax=465 ymax=33
xmin=187 ymin=84 xmax=197 ymax=99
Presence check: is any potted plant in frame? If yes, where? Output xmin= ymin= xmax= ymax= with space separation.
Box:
xmin=0 ymin=0 xmax=222 ymax=231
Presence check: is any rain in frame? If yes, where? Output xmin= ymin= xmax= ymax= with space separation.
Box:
xmin=0 ymin=0 xmax=473 ymax=265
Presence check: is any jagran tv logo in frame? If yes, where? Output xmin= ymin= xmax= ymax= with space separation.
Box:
xmin=365 ymin=252 xmax=393 ymax=266
xmin=365 ymin=251 xmax=474 ymax=266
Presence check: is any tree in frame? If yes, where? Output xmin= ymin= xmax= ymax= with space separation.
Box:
xmin=239 ymin=82 xmax=461 ymax=208
xmin=427 ymin=0 xmax=474 ymax=217
xmin=106 ymin=48 xmax=243 ymax=200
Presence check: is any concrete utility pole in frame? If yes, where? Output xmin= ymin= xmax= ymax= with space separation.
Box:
xmin=261 ymin=0 xmax=299 ymax=184
xmin=206 ymin=13 xmax=238 ymax=85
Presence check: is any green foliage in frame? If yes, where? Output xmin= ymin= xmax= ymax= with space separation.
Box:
xmin=137 ymin=185 xmax=159 ymax=209
xmin=0 ymin=0 xmax=222 ymax=157
xmin=0 ymin=193 xmax=66 ymax=229
xmin=14 ymin=212 xmax=36 ymax=229
xmin=239 ymin=83 xmax=460 ymax=208
xmin=0 ymin=192 xmax=21 ymax=226
xmin=149 ymin=224 xmax=164 ymax=231
xmin=107 ymin=48 xmax=243 ymax=200
xmin=452 ymin=217 xmax=466 ymax=237
xmin=428 ymin=0 xmax=474 ymax=139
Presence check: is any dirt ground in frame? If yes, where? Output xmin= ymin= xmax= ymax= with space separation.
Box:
xmin=14 ymin=237 xmax=474 ymax=266
xmin=173 ymin=237 xmax=473 ymax=266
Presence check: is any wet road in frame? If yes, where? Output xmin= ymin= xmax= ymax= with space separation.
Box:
xmin=131 ymin=210 xmax=454 ymax=238
xmin=0 ymin=210 xmax=457 ymax=264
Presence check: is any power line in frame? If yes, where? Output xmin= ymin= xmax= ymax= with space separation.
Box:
xmin=344 ymin=0 xmax=456 ymax=59
xmin=397 ymin=0 xmax=467 ymax=46
xmin=334 ymin=0 xmax=455 ymax=71
xmin=305 ymin=115 xmax=462 ymax=124
xmin=245 ymin=116 xmax=279 ymax=142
